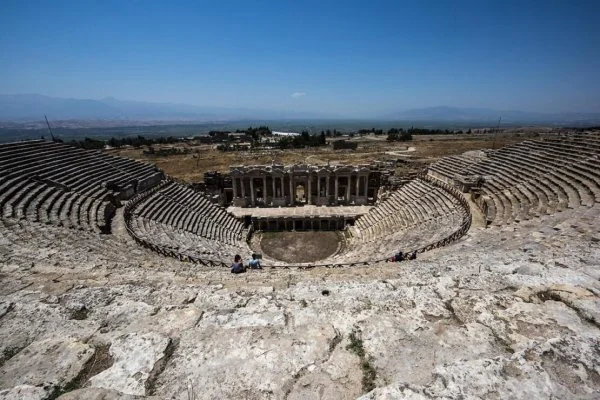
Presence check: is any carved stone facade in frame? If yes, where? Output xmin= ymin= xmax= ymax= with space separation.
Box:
xmin=230 ymin=164 xmax=377 ymax=207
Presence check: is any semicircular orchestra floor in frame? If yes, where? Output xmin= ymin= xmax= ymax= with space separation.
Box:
xmin=257 ymin=231 xmax=344 ymax=263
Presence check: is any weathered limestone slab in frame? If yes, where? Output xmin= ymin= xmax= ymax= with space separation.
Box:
xmin=0 ymin=385 xmax=50 ymax=400
xmin=0 ymin=185 xmax=598 ymax=399
xmin=198 ymin=296 xmax=285 ymax=329
xmin=0 ymin=338 xmax=94 ymax=399
xmin=155 ymin=323 xmax=340 ymax=399
xmin=57 ymin=387 xmax=159 ymax=399
xmin=0 ymin=295 xmax=100 ymax=364
xmin=362 ymin=335 xmax=600 ymax=399
xmin=89 ymin=332 xmax=170 ymax=396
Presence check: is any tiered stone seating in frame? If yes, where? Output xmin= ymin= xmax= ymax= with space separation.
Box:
xmin=427 ymin=155 xmax=476 ymax=180
xmin=320 ymin=177 xmax=470 ymax=264
xmin=428 ymin=133 xmax=600 ymax=226
xmin=0 ymin=140 xmax=164 ymax=232
xmin=0 ymin=214 xmax=191 ymax=271
xmin=125 ymin=181 xmax=249 ymax=263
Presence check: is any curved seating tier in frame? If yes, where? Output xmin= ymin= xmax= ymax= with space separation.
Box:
xmin=0 ymin=140 xmax=163 ymax=232
xmin=319 ymin=176 xmax=471 ymax=264
xmin=427 ymin=133 xmax=600 ymax=226
xmin=124 ymin=180 xmax=250 ymax=266
xmin=0 ymin=215 xmax=192 ymax=270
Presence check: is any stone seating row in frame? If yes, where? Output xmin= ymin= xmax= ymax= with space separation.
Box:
xmin=0 ymin=176 xmax=113 ymax=233
xmin=482 ymin=139 xmax=599 ymax=225
xmin=159 ymin=183 xmax=244 ymax=232
xmin=0 ymin=140 xmax=154 ymax=178
xmin=0 ymin=140 xmax=163 ymax=196
xmin=323 ymin=176 xmax=471 ymax=264
xmin=0 ymin=216 xmax=188 ymax=270
xmin=0 ymin=140 xmax=154 ymax=179
xmin=0 ymin=140 xmax=171 ymax=232
xmin=122 ymin=180 xmax=249 ymax=266
xmin=132 ymin=181 xmax=244 ymax=244
xmin=355 ymin=179 xmax=463 ymax=235
xmin=427 ymin=133 xmax=600 ymax=226
xmin=130 ymin=217 xmax=247 ymax=261
xmin=426 ymin=155 xmax=475 ymax=178
xmin=326 ymin=211 xmax=464 ymax=263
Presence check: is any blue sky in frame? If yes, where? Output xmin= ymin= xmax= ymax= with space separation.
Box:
xmin=1 ymin=0 xmax=599 ymax=117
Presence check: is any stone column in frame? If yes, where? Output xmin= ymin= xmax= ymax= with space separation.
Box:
xmin=241 ymin=177 xmax=246 ymax=198
xmin=250 ymin=177 xmax=255 ymax=205
xmin=307 ymin=174 xmax=312 ymax=204
xmin=334 ymin=176 xmax=339 ymax=204
xmin=279 ymin=177 xmax=283 ymax=197
xmin=289 ymin=174 xmax=294 ymax=204
xmin=262 ymin=176 xmax=267 ymax=202
xmin=325 ymin=175 xmax=329 ymax=201
xmin=364 ymin=174 xmax=369 ymax=197
xmin=272 ymin=176 xmax=276 ymax=199
xmin=317 ymin=176 xmax=321 ymax=201
xmin=356 ymin=174 xmax=360 ymax=197
xmin=346 ymin=176 xmax=351 ymax=202
xmin=232 ymin=177 xmax=238 ymax=198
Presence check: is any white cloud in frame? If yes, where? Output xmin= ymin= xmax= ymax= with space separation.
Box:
xmin=291 ymin=92 xmax=306 ymax=98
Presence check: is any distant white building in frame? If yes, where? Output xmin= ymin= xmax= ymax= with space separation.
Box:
xmin=271 ymin=131 xmax=300 ymax=137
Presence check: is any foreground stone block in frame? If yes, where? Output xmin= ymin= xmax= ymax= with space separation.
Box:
xmin=0 ymin=338 xmax=94 ymax=399
xmin=0 ymin=385 xmax=50 ymax=400
xmin=58 ymin=387 xmax=159 ymax=399
xmin=89 ymin=332 xmax=170 ymax=396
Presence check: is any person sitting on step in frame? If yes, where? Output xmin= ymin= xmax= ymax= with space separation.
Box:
xmin=386 ymin=251 xmax=404 ymax=262
xmin=231 ymin=254 xmax=246 ymax=274
xmin=248 ymin=253 xmax=262 ymax=269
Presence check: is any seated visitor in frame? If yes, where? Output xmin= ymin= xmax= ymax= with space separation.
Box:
xmin=248 ymin=253 xmax=262 ymax=269
xmin=394 ymin=251 xmax=404 ymax=262
xmin=231 ymin=254 xmax=246 ymax=274
xmin=387 ymin=251 xmax=404 ymax=262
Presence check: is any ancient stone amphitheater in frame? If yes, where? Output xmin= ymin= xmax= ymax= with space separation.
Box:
xmin=0 ymin=133 xmax=598 ymax=399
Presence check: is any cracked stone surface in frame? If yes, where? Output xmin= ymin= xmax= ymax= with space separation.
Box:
xmin=0 ymin=204 xmax=599 ymax=399
xmin=89 ymin=332 xmax=170 ymax=396
xmin=57 ymin=387 xmax=160 ymax=399
xmin=0 ymin=338 xmax=94 ymax=399
xmin=0 ymin=385 xmax=50 ymax=400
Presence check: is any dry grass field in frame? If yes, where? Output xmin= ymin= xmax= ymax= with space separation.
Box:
xmin=107 ymin=132 xmax=540 ymax=183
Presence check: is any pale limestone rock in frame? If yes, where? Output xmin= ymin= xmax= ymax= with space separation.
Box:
xmin=89 ymin=332 xmax=170 ymax=396
xmin=282 ymin=335 xmax=363 ymax=400
xmin=364 ymin=336 xmax=600 ymax=399
xmin=198 ymin=296 xmax=285 ymax=329
xmin=155 ymin=323 xmax=338 ymax=399
xmin=57 ymin=387 xmax=159 ymax=399
xmin=359 ymin=384 xmax=430 ymax=400
xmin=0 ymin=201 xmax=599 ymax=399
xmin=97 ymin=306 xmax=203 ymax=340
xmin=0 ymin=339 xmax=94 ymax=397
xmin=0 ymin=385 xmax=50 ymax=400
xmin=0 ymin=294 xmax=100 ymax=361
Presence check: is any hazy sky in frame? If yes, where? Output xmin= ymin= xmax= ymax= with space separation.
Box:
xmin=1 ymin=0 xmax=599 ymax=116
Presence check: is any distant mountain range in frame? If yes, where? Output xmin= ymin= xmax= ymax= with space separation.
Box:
xmin=380 ymin=106 xmax=600 ymax=124
xmin=1 ymin=94 xmax=599 ymax=125
xmin=0 ymin=94 xmax=328 ymax=121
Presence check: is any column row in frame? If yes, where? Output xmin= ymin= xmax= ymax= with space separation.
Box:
xmin=231 ymin=173 xmax=369 ymax=206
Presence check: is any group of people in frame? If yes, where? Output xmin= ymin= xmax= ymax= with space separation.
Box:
xmin=387 ymin=250 xmax=417 ymax=263
xmin=230 ymin=253 xmax=262 ymax=273
xmin=231 ymin=249 xmax=416 ymax=272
